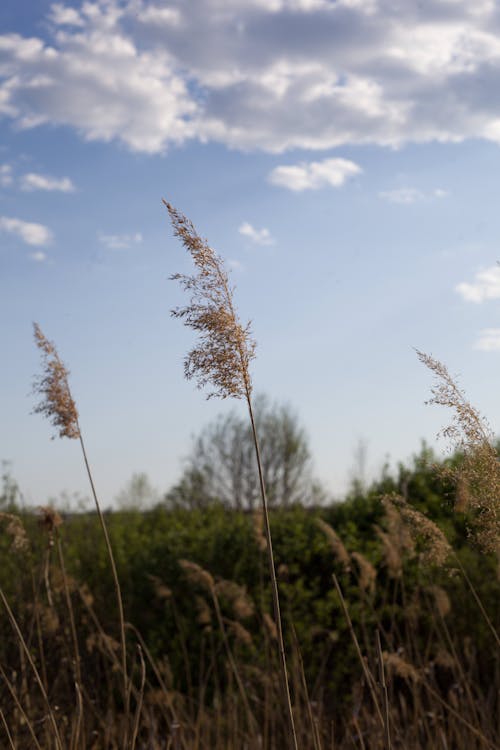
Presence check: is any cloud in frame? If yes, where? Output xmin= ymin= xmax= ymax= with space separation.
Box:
xmin=238 ymin=221 xmax=275 ymax=245
xmin=269 ymin=157 xmax=361 ymax=191
xmin=474 ymin=328 xmax=500 ymax=351
xmin=29 ymin=250 xmax=47 ymax=262
xmin=99 ymin=231 xmax=143 ymax=249
xmin=0 ymin=216 xmax=52 ymax=246
xmin=49 ymin=3 xmax=85 ymax=26
xmin=456 ymin=265 xmax=500 ymax=303
xmin=0 ymin=164 xmax=13 ymax=187
xmin=378 ymin=187 xmax=448 ymax=204
xmin=20 ymin=172 xmax=75 ymax=192
xmin=2 ymin=2 xmax=500 ymax=153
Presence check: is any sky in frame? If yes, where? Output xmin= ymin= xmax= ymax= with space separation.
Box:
xmin=2 ymin=0 xmax=500 ymax=508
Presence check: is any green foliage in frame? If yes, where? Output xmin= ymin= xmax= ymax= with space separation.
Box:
xmin=0 ymin=444 xmax=498 ymax=741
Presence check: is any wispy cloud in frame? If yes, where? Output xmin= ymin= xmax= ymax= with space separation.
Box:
xmin=456 ymin=265 xmax=500 ymax=303
xmin=378 ymin=187 xmax=448 ymax=204
xmin=0 ymin=164 xmax=13 ymax=187
xmin=474 ymin=328 xmax=500 ymax=351
xmin=99 ymin=232 xmax=143 ymax=249
xmin=269 ymin=158 xmax=362 ymax=192
xmin=29 ymin=250 xmax=47 ymax=262
xmin=0 ymin=216 xmax=52 ymax=246
xmin=238 ymin=222 xmax=275 ymax=245
xmin=20 ymin=172 xmax=75 ymax=193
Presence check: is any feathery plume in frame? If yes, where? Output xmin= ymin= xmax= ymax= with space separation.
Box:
xmin=179 ymin=559 xmax=214 ymax=591
xmin=382 ymin=495 xmax=451 ymax=567
xmin=316 ymin=518 xmax=351 ymax=571
xmin=32 ymin=323 xmax=79 ymax=439
xmin=417 ymin=350 xmax=500 ymax=552
xmin=351 ymin=551 xmax=377 ymax=594
xmin=0 ymin=513 xmax=29 ymax=553
xmin=165 ymin=201 xmax=255 ymax=400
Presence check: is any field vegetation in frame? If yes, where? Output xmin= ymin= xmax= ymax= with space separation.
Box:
xmin=0 ymin=206 xmax=498 ymax=749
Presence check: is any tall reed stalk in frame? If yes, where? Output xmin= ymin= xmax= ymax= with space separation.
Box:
xmin=164 ymin=201 xmax=299 ymax=749
xmin=32 ymin=323 xmax=129 ymax=737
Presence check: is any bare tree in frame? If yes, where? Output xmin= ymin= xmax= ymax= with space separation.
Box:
xmin=167 ymin=395 xmax=321 ymax=509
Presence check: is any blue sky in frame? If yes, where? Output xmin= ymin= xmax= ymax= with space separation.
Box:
xmin=2 ymin=0 xmax=500 ymax=507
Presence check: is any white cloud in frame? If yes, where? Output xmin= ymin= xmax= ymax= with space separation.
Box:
xmin=269 ymin=157 xmax=361 ymax=191
xmin=2 ymin=2 xmax=500 ymax=153
xmin=456 ymin=265 xmax=500 ymax=303
xmin=0 ymin=216 xmax=52 ymax=246
xmin=99 ymin=231 xmax=143 ymax=249
xmin=20 ymin=172 xmax=75 ymax=192
xmin=136 ymin=6 xmax=182 ymax=26
xmin=474 ymin=328 xmax=500 ymax=351
xmin=238 ymin=221 xmax=275 ymax=245
xmin=30 ymin=250 xmax=47 ymax=262
xmin=0 ymin=164 xmax=13 ymax=187
xmin=379 ymin=187 xmax=449 ymax=204
xmin=49 ymin=3 xmax=85 ymax=27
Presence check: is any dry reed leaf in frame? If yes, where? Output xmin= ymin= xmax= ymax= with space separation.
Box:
xmin=32 ymin=323 xmax=80 ymax=439
xmin=165 ymin=202 xmax=256 ymax=400
xmin=316 ymin=518 xmax=351 ymax=571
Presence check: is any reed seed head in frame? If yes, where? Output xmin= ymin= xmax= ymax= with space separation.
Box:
xmin=0 ymin=512 xmax=29 ymax=553
xmin=32 ymin=323 xmax=80 ymax=440
xmin=164 ymin=201 xmax=256 ymax=400
xmin=383 ymin=495 xmax=451 ymax=567
xmin=351 ymin=551 xmax=377 ymax=594
xmin=179 ymin=559 xmax=215 ymax=591
xmin=417 ymin=349 xmax=500 ymax=552
xmin=316 ymin=518 xmax=351 ymax=571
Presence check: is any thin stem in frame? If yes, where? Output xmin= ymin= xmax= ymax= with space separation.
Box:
xmin=453 ymin=552 xmax=500 ymax=648
xmin=246 ymin=392 xmax=299 ymax=750
xmin=0 ymin=586 xmax=63 ymax=750
xmin=56 ymin=532 xmax=83 ymax=687
xmin=0 ymin=709 xmax=16 ymax=750
xmin=332 ymin=574 xmax=384 ymax=728
xmin=376 ymin=630 xmax=391 ymax=750
xmin=77 ymin=430 xmax=129 ymax=730
xmin=0 ymin=662 xmax=43 ymax=750
xmin=130 ymin=645 xmax=146 ymax=750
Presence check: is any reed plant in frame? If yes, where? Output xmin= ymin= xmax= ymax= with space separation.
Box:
xmin=164 ymin=201 xmax=299 ymax=749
